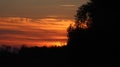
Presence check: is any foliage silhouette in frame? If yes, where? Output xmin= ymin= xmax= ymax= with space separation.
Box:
xmin=67 ymin=0 xmax=120 ymax=66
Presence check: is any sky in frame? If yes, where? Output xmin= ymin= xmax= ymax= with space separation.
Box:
xmin=0 ymin=0 xmax=89 ymax=47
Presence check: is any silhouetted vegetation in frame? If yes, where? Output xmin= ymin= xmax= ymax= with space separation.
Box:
xmin=67 ymin=0 xmax=120 ymax=66
xmin=0 ymin=0 xmax=120 ymax=66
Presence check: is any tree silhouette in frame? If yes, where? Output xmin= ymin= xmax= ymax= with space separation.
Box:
xmin=67 ymin=0 xmax=119 ymax=48
xmin=67 ymin=0 xmax=120 ymax=66
xmin=67 ymin=2 xmax=93 ymax=48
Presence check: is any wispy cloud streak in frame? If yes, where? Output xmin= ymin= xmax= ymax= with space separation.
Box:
xmin=60 ymin=5 xmax=76 ymax=7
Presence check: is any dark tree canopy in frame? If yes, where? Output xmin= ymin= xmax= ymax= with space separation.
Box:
xmin=67 ymin=0 xmax=120 ymax=48
xmin=67 ymin=0 xmax=120 ymax=66
xmin=67 ymin=1 xmax=94 ymax=48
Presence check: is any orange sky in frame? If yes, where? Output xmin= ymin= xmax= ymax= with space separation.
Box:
xmin=0 ymin=0 xmax=89 ymax=47
xmin=0 ymin=17 xmax=73 ymax=47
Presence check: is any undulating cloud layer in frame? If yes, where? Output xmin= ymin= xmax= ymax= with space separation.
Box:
xmin=0 ymin=17 xmax=73 ymax=47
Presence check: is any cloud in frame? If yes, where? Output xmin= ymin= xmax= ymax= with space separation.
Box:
xmin=0 ymin=17 xmax=73 ymax=47
xmin=0 ymin=17 xmax=32 ymax=23
xmin=0 ymin=29 xmax=25 ymax=34
xmin=60 ymin=5 xmax=76 ymax=7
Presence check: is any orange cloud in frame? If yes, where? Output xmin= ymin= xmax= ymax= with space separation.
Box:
xmin=0 ymin=17 xmax=74 ymax=47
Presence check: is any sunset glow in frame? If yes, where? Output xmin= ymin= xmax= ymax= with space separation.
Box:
xmin=0 ymin=17 xmax=73 ymax=47
xmin=79 ymin=22 xmax=88 ymax=29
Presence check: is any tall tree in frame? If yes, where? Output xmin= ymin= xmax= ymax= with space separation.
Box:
xmin=67 ymin=0 xmax=119 ymax=48
xmin=67 ymin=1 xmax=93 ymax=48
xmin=67 ymin=0 xmax=120 ymax=65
